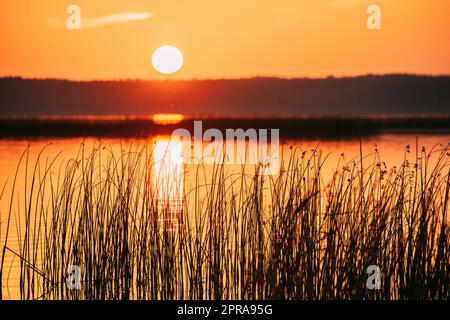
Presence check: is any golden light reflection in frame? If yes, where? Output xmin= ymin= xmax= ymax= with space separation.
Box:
xmin=153 ymin=136 xmax=184 ymax=225
xmin=152 ymin=113 xmax=184 ymax=125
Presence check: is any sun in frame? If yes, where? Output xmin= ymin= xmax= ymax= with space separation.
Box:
xmin=151 ymin=45 xmax=184 ymax=75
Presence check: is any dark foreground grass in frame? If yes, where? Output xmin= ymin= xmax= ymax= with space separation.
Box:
xmin=0 ymin=141 xmax=449 ymax=300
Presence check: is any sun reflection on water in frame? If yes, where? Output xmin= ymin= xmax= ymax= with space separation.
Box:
xmin=152 ymin=113 xmax=184 ymax=125
xmin=153 ymin=137 xmax=184 ymax=228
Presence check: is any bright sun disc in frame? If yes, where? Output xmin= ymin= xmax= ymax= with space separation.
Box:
xmin=151 ymin=45 xmax=184 ymax=75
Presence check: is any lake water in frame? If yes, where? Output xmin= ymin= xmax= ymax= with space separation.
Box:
xmin=0 ymin=133 xmax=449 ymax=299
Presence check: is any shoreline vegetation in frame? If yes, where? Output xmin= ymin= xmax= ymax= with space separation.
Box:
xmin=0 ymin=141 xmax=449 ymax=299
xmin=0 ymin=116 xmax=449 ymax=139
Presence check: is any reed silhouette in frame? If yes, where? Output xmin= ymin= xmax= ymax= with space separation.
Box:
xmin=0 ymin=141 xmax=449 ymax=299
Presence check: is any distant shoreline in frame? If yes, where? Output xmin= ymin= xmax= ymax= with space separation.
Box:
xmin=1 ymin=75 xmax=450 ymax=117
xmin=0 ymin=116 xmax=449 ymax=139
xmin=0 ymin=114 xmax=449 ymax=121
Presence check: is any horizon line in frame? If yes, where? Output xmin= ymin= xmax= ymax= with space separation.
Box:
xmin=1 ymin=73 xmax=450 ymax=83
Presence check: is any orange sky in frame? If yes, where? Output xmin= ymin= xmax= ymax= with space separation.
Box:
xmin=1 ymin=0 xmax=449 ymax=80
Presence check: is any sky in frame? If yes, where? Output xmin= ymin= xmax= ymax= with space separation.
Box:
xmin=0 ymin=0 xmax=449 ymax=80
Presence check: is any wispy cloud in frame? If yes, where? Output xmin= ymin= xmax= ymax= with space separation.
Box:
xmin=48 ymin=12 xmax=152 ymax=29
